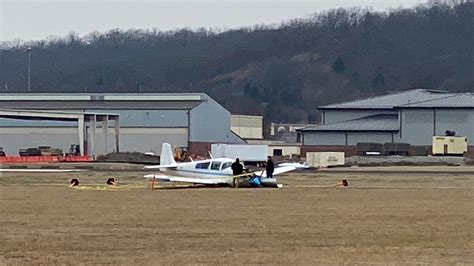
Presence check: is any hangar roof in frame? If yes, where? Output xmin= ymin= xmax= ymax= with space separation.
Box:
xmin=299 ymin=114 xmax=399 ymax=132
xmin=0 ymin=93 xmax=204 ymax=101
xmin=399 ymin=93 xmax=474 ymax=108
xmin=319 ymin=89 xmax=459 ymax=110
xmin=0 ymin=93 xmax=205 ymax=110
xmin=0 ymin=108 xmax=118 ymax=120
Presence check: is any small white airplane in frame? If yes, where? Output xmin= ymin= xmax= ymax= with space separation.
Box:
xmin=143 ymin=143 xmax=308 ymax=188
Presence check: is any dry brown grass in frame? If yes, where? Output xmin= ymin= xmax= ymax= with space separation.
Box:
xmin=0 ymin=168 xmax=473 ymax=265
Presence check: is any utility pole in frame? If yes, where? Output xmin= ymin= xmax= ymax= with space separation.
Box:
xmin=26 ymin=47 xmax=31 ymax=92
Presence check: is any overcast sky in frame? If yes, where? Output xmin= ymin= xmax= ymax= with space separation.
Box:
xmin=1 ymin=0 xmax=427 ymax=42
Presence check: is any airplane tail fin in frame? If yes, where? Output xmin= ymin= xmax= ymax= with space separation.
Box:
xmin=160 ymin=143 xmax=176 ymax=167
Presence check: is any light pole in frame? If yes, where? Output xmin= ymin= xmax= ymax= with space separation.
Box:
xmin=26 ymin=47 xmax=31 ymax=92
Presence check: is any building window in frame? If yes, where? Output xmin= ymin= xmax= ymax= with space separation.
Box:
xmin=296 ymin=132 xmax=301 ymax=143
xmin=273 ymin=149 xmax=283 ymax=156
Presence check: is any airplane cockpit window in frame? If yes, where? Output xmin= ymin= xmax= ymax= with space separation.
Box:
xmin=210 ymin=161 xmax=222 ymax=170
xmin=221 ymin=162 xmax=232 ymax=170
xmin=195 ymin=162 xmax=210 ymax=169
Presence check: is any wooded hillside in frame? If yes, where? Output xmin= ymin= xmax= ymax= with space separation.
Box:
xmin=1 ymin=2 xmax=473 ymax=122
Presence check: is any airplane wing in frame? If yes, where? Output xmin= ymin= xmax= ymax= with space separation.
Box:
xmin=143 ymin=164 xmax=178 ymax=170
xmin=144 ymin=174 xmax=228 ymax=185
xmin=255 ymin=163 xmax=309 ymax=178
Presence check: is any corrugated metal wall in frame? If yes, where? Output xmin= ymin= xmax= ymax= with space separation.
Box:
xmin=347 ymin=132 xmax=393 ymax=144
xmin=88 ymin=109 xmax=189 ymax=127
xmin=0 ymin=110 xmax=189 ymax=127
xmin=0 ymin=128 xmax=80 ymax=156
xmin=0 ymin=109 xmax=191 ymax=155
xmin=303 ymin=131 xmax=393 ymax=146
xmin=323 ymin=109 xmax=396 ymax=124
xmin=0 ymin=94 xmax=242 ymax=155
xmin=303 ymin=132 xmax=346 ymax=145
xmin=0 ymin=127 xmax=188 ymax=156
xmin=304 ymin=109 xmax=474 ymax=146
xmin=400 ymin=109 xmax=474 ymax=145
xmin=189 ymin=96 xmax=244 ymax=143
xmin=230 ymin=115 xmax=263 ymax=139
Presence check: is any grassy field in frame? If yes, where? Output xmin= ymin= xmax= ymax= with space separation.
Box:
xmin=0 ymin=168 xmax=473 ymax=265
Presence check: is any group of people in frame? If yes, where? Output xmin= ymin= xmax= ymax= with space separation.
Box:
xmin=231 ymin=156 xmax=274 ymax=178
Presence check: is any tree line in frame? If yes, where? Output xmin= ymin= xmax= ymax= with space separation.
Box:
xmin=0 ymin=1 xmax=473 ymax=123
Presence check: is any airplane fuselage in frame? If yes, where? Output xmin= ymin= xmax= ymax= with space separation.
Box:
xmin=143 ymin=143 xmax=296 ymax=188
xmin=161 ymin=158 xmax=237 ymax=178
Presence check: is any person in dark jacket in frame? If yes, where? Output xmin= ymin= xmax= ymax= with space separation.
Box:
xmin=231 ymin=158 xmax=243 ymax=176
xmin=266 ymin=156 xmax=275 ymax=178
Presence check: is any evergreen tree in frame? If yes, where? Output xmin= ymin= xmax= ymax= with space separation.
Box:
xmin=332 ymin=57 xmax=345 ymax=74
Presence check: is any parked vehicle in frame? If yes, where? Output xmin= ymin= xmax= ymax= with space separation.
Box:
xmin=211 ymin=144 xmax=268 ymax=162
xmin=66 ymin=144 xmax=81 ymax=156
xmin=19 ymin=148 xmax=41 ymax=156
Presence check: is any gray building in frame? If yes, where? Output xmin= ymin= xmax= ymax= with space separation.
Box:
xmin=0 ymin=93 xmax=244 ymax=156
xmin=299 ymin=89 xmax=474 ymax=155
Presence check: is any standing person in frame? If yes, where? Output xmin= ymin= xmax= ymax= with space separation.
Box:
xmin=231 ymin=158 xmax=243 ymax=176
xmin=266 ymin=156 xmax=275 ymax=178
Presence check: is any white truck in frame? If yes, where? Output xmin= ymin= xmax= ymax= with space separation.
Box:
xmin=211 ymin=144 xmax=268 ymax=162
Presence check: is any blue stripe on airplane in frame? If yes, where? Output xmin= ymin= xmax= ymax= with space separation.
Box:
xmin=173 ymin=169 xmax=237 ymax=177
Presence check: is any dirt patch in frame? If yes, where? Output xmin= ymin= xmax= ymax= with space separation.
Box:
xmin=97 ymin=152 xmax=160 ymax=164
xmin=0 ymin=169 xmax=473 ymax=264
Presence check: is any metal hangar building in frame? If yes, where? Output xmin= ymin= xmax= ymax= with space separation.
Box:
xmin=0 ymin=93 xmax=244 ymax=156
xmin=298 ymin=89 xmax=474 ymax=156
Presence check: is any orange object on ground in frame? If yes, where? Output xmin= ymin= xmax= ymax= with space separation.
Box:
xmin=151 ymin=175 xmax=156 ymax=190
xmin=0 ymin=156 xmax=92 ymax=163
